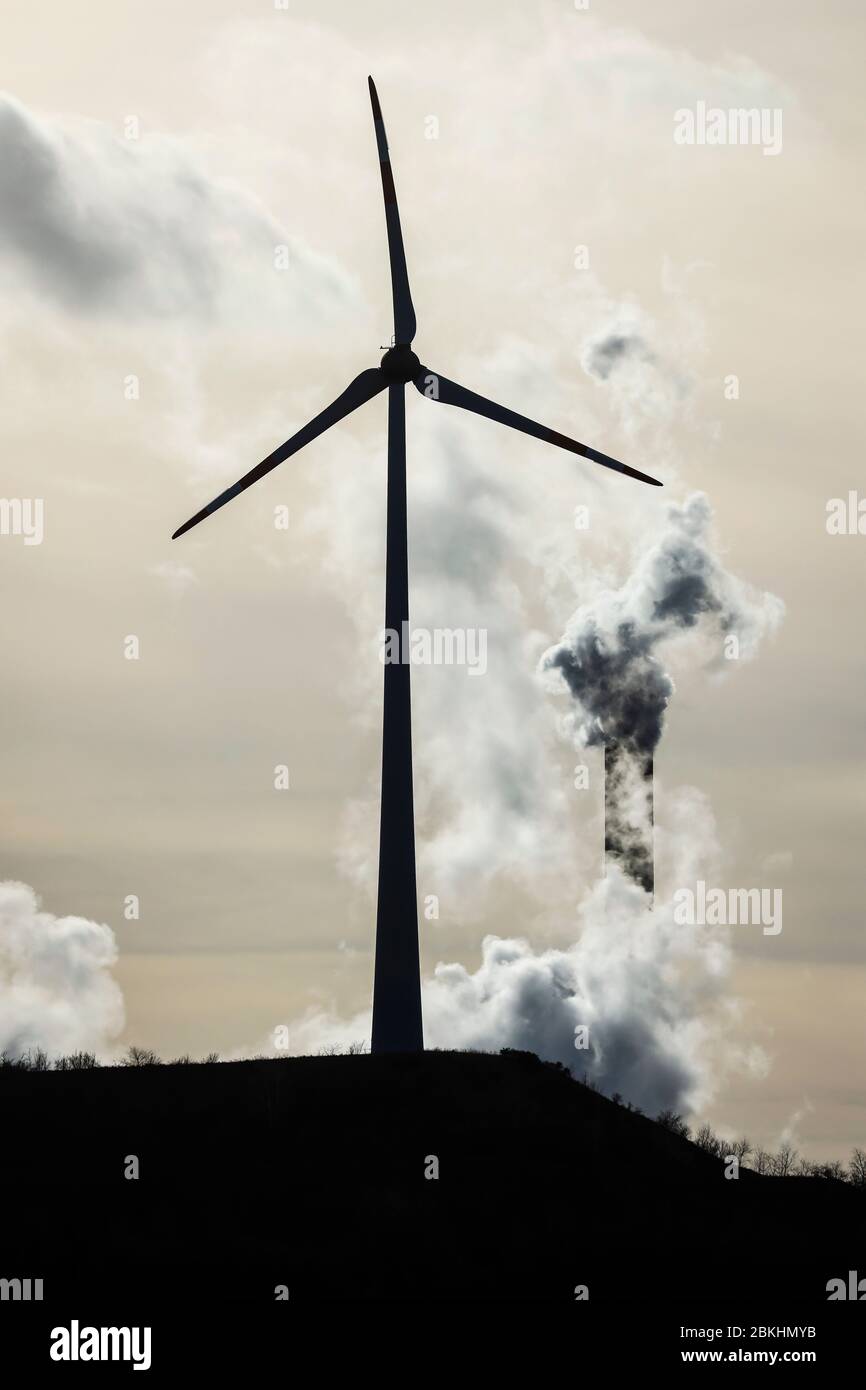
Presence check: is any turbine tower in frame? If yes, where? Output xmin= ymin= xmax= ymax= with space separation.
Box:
xmin=172 ymin=77 xmax=662 ymax=1055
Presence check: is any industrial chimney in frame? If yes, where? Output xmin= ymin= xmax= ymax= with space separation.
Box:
xmin=603 ymin=741 xmax=654 ymax=899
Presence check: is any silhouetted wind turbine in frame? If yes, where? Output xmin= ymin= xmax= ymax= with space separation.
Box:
xmin=172 ymin=76 xmax=662 ymax=1055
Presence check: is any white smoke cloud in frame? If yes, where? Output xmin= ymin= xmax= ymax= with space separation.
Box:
xmin=0 ymin=93 xmax=356 ymax=323
xmin=0 ymin=881 xmax=125 ymax=1060
xmin=425 ymin=786 xmax=771 ymax=1115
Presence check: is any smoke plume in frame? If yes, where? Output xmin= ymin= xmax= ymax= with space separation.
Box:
xmin=604 ymin=743 xmax=654 ymax=895
xmin=539 ymin=492 xmax=783 ymax=888
xmin=285 ymin=491 xmax=782 ymax=1112
xmin=541 ymin=491 xmax=783 ymax=757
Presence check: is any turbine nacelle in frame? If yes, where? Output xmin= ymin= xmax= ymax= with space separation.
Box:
xmin=380 ymin=344 xmax=421 ymax=383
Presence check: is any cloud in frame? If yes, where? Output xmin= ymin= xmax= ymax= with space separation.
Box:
xmin=0 ymin=93 xmax=356 ymax=322
xmin=0 ymin=881 xmax=125 ymax=1059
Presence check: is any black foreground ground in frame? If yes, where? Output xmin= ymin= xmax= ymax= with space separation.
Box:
xmin=1 ymin=1050 xmax=862 ymax=1304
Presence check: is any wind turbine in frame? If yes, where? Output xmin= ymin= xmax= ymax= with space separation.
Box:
xmin=172 ymin=76 xmax=662 ymax=1055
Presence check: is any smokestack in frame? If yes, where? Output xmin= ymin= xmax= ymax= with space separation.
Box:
xmin=604 ymin=741 xmax=653 ymax=899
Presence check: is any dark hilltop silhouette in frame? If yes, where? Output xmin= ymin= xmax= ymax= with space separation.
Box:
xmin=1 ymin=1049 xmax=862 ymax=1304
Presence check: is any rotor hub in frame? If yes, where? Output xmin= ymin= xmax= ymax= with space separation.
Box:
xmin=380 ymin=344 xmax=420 ymax=383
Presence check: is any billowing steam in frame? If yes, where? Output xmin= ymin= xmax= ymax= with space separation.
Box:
xmin=423 ymin=788 xmax=765 ymax=1114
xmin=283 ymin=490 xmax=783 ymax=1114
xmin=541 ymin=492 xmax=783 ymax=758
xmin=539 ymin=492 xmax=783 ymax=890
xmin=0 ymin=881 xmax=125 ymax=1060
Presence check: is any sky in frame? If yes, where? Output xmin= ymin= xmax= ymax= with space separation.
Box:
xmin=1 ymin=0 xmax=864 ymax=1159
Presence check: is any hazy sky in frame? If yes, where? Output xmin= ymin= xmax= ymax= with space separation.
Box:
xmin=1 ymin=0 xmax=863 ymax=1159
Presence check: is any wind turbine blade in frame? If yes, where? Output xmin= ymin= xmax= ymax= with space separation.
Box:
xmin=368 ymin=76 xmax=416 ymax=346
xmin=172 ymin=368 xmax=388 ymax=539
xmin=413 ymin=367 xmax=663 ymax=487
